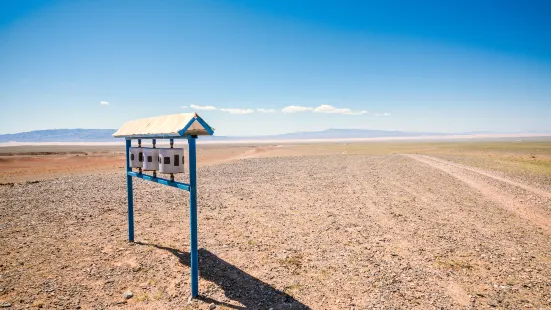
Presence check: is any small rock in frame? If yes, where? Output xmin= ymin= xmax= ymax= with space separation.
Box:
xmin=209 ymin=303 xmax=216 ymax=310
xmin=123 ymin=291 xmax=133 ymax=299
xmin=0 ymin=303 xmax=11 ymax=308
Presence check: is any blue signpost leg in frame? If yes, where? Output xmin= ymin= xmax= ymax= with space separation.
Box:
xmin=188 ymin=136 xmax=198 ymax=298
xmin=126 ymin=139 xmax=135 ymax=242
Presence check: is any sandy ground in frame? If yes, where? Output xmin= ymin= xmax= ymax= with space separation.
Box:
xmin=1 ymin=142 xmax=551 ymax=309
xmin=0 ymin=145 xmax=282 ymax=183
xmin=3 ymin=140 xmax=551 ymax=184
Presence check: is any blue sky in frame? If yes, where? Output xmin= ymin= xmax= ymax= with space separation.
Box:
xmin=1 ymin=0 xmax=550 ymax=136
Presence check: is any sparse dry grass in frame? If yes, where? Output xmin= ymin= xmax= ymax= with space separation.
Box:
xmin=297 ymin=140 xmax=551 ymax=179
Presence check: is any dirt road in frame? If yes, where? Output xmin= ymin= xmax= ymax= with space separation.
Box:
xmin=1 ymin=155 xmax=550 ymax=309
xmin=405 ymin=154 xmax=551 ymax=233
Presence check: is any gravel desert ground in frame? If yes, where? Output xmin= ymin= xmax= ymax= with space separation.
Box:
xmin=1 ymin=142 xmax=551 ymax=309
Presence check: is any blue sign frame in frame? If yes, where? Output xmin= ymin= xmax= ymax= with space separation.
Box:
xmin=125 ymin=135 xmax=200 ymax=298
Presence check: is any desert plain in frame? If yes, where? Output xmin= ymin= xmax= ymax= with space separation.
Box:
xmin=1 ymin=140 xmax=551 ymax=309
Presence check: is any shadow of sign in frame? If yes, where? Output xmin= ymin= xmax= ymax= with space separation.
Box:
xmin=136 ymin=242 xmax=310 ymax=309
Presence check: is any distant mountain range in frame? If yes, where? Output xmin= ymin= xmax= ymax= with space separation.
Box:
xmin=0 ymin=128 xmax=535 ymax=143
xmin=0 ymin=129 xmax=118 ymax=142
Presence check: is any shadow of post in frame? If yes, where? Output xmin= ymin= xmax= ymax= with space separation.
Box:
xmin=135 ymin=242 xmax=310 ymax=309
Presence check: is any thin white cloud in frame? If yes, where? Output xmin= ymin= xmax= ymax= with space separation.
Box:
xmin=347 ymin=110 xmax=368 ymax=115
xmin=100 ymin=101 xmax=109 ymax=106
xmin=257 ymin=108 xmax=277 ymax=113
xmin=313 ymin=104 xmax=350 ymax=114
xmin=190 ymin=104 xmax=217 ymax=110
xmin=181 ymin=105 xmax=188 ymax=109
xmin=313 ymin=104 xmax=367 ymax=115
xmin=375 ymin=113 xmax=391 ymax=116
xmin=220 ymin=108 xmax=254 ymax=114
xmin=282 ymin=105 xmax=314 ymax=113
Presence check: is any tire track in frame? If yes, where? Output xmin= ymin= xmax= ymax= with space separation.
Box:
xmin=404 ymin=154 xmax=551 ymax=233
xmin=417 ymin=154 xmax=551 ymax=199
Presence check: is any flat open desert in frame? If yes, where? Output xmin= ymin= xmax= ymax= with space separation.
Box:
xmin=1 ymin=140 xmax=551 ymax=309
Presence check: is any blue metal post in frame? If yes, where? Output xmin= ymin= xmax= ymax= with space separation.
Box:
xmin=188 ymin=136 xmax=198 ymax=298
xmin=126 ymin=139 xmax=134 ymax=242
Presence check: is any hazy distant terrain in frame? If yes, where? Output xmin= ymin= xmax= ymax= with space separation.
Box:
xmin=0 ymin=129 xmax=117 ymax=142
xmin=0 ymin=128 xmax=517 ymax=142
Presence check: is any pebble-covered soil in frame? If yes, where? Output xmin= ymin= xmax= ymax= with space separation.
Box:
xmin=1 ymin=154 xmax=551 ymax=309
